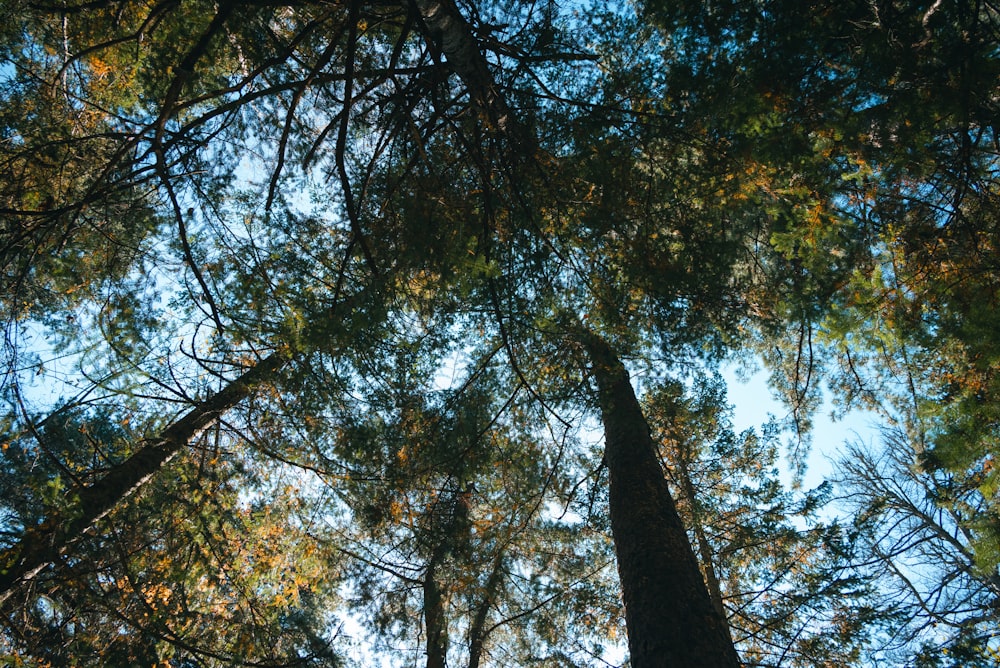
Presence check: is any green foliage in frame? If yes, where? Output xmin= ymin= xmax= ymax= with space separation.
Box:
xmin=646 ymin=374 xmax=881 ymax=665
xmin=2 ymin=429 xmax=344 ymax=666
xmin=0 ymin=404 xmax=135 ymax=536
xmin=2 ymin=0 xmax=999 ymax=664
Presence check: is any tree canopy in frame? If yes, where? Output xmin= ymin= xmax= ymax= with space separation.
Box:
xmin=1 ymin=0 xmax=998 ymax=665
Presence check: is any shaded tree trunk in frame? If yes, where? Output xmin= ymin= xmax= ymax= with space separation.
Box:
xmin=674 ymin=445 xmax=733 ymax=633
xmin=422 ymin=486 xmax=475 ymax=668
xmin=411 ymin=0 xmax=535 ymax=157
xmin=467 ymin=550 xmax=504 ymax=668
xmin=0 ymin=289 xmax=371 ymax=606
xmin=0 ymin=351 xmax=288 ymax=606
xmin=424 ymin=555 xmax=449 ymax=668
xmin=575 ymin=329 xmax=740 ymax=668
xmin=411 ymin=0 xmax=514 ymax=132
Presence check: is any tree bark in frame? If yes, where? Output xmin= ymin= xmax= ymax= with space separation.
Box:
xmin=411 ymin=0 xmax=534 ymax=156
xmin=467 ymin=550 xmax=504 ymax=668
xmin=575 ymin=329 xmax=741 ymax=668
xmin=674 ymin=443 xmax=733 ymax=632
xmin=423 ymin=556 xmax=449 ymax=668
xmin=411 ymin=0 xmax=514 ymax=132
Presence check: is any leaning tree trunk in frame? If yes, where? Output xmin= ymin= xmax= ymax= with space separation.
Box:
xmin=467 ymin=550 xmax=504 ymax=668
xmin=0 ymin=0 xmax=503 ymax=607
xmin=0 ymin=289 xmax=371 ymax=606
xmin=575 ymin=329 xmax=741 ymax=668
xmin=0 ymin=351 xmax=287 ymax=606
xmin=673 ymin=437 xmax=734 ymax=632
xmin=412 ymin=0 xmax=516 ymax=134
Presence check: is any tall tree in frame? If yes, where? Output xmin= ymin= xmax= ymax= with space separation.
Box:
xmin=572 ymin=327 xmax=740 ymax=667
xmin=646 ymin=374 xmax=883 ymax=666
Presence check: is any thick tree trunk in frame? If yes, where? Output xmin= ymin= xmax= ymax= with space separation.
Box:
xmin=575 ymin=329 xmax=740 ymax=668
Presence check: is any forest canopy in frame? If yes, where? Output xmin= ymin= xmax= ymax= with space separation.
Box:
xmin=1 ymin=0 xmax=998 ymax=665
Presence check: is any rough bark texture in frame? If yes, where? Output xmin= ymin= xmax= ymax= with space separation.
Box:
xmin=576 ymin=329 xmax=741 ymax=668
xmin=411 ymin=0 xmax=535 ymax=157
xmin=412 ymin=0 xmax=512 ymax=131
xmin=0 ymin=351 xmax=288 ymax=606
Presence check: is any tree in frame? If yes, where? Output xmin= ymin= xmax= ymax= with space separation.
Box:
xmin=2 ymin=0 xmax=999 ymax=665
xmin=646 ymin=374 xmax=882 ymax=666
xmin=570 ymin=327 xmax=740 ymax=667
xmin=0 ymin=406 xmax=343 ymax=665
xmin=837 ymin=427 xmax=1000 ymax=666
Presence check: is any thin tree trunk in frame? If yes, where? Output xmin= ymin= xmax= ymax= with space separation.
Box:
xmin=411 ymin=0 xmax=514 ymax=132
xmin=674 ymin=446 xmax=732 ymax=631
xmin=424 ymin=555 xmax=449 ymax=668
xmin=467 ymin=550 xmax=504 ymax=668
xmin=575 ymin=328 xmax=740 ymax=668
xmin=0 ymin=289 xmax=369 ymax=606
xmin=0 ymin=351 xmax=287 ymax=606
xmin=411 ymin=0 xmax=534 ymax=156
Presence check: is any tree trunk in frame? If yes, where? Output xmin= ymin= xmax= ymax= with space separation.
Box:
xmin=0 ymin=288 xmax=370 ymax=606
xmin=467 ymin=550 xmax=504 ymax=668
xmin=0 ymin=351 xmax=288 ymax=606
xmin=423 ymin=556 xmax=449 ymax=668
xmin=411 ymin=0 xmax=533 ymax=155
xmin=674 ymin=444 xmax=732 ymax=631
xmin=575 ymin=329 xmax=740 ymax=668
xmin=411 ymin=0 xmax=514 ymax=132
